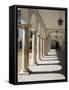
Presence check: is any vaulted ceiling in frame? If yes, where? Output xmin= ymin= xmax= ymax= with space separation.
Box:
xmin=38 ymin=9 xmax=65 ymax=30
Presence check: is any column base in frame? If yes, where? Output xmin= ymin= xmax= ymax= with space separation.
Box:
xmin=42 ymin=55 xmax=47 ymax=58
xmin=19 ymin=68 xmax=32 ymax=75
xmin=37 ymin=59 xmax=42 ymax=63
xmin=30 ymin=63 xmax=38 ymax=66
xmin=19 ymin=70 xmax=30 ymax=75
xmin=27 ymin=69 xmax=32 ymax=74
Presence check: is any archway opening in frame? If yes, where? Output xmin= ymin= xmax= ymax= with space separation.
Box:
xmin=51 ymin=40 xmax=60 ymax=50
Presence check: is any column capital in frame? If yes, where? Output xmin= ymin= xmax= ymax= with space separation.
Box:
xmin=37 ymin=33 xmax=41 ymax=37
xmin=40 ymin=36 xmax=43 ymax=39
xmin=31 ymin=30 xmax=37 ymax=34
xmin=18 ymin=24 xmax=32 ymax=29
xmin=46 ymin=37 xmax=48 ymax=40
xmin=43 ymin=37 xmax=46 ymax=40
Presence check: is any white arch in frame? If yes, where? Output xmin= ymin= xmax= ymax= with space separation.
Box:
xmin=40 ymin=27 xmax=44 ymax=38
xmin=20 ymin=9 xmax=30 ymax=24
xmin=31 ymin=14 xmax=37 ymax=31
xmin=49 ymin=31 xmax=65 ymax=49
xmin=37 ymin=23 xmax=41 ymax=35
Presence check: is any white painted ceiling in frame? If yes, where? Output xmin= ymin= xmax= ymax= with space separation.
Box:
xmin=38 ymin=9 xmax=65 ymax=29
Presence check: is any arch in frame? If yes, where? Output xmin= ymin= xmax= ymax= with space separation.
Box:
xmin=37 ymin=23 xmax=41 ymax=35
xmin=31 ymin=14 xmax=37 ymax=30
xmin=47 ymin=31 xmax=64 ymax=40
xmin=20 ymin=8 xmax=30 ymax=24
xmin=40 ymin=27 xmax=44 ymax=38
xmin=51 ymin=40 xmax=60 ymax=49
xmin=46 ymin=30 xmax=65 ymax=51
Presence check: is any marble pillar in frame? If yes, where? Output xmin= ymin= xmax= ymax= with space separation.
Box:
xmin=48 ymin=39 xmax=51 ymax=52
xmin=37 ymin=34 xmax=41 ymax=62
xmin=31 ymin=31 xmax=37 ymax=65
xmin=43 ymin=38 xmax=46 ymax=56
xmin=45 ymin=38 xmax=47 ymax=55
xmin=40 ymin=37 xmax=43 ymax=58
xmin=46 ymin=38 xmax=49 ymax=55
xmin=19 ymin=24 xmax=31 ymax=75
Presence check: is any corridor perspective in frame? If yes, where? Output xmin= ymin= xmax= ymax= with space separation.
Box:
xmin=17 ymin=8 xmax=66 ymax=82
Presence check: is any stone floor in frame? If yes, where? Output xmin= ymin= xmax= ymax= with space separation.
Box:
xmin=18 ymin=49 xmax=65 ymax=82
xmin=18 ymin=73 xmax=65 ymax=82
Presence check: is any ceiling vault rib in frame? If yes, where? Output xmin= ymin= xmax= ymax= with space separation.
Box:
xmin=35 ymin=10 xmax=47 ymax=31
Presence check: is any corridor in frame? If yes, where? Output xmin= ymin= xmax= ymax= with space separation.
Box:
xmin=17 ymin=8 xmax=66 ymax=82
xmin=18 ymin=49 xmax=65 ymax=82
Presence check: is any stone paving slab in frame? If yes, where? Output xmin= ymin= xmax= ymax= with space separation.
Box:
xmin=18 ymin=73 xmax=65 ymax=82
xmin=41 ymin=57 xmax=59 ymax=60
xmin=37 ymin=60 xmax=60 ymax=64
xmin=18 ymin=49 xmax=65 ymax=82
xmin=29 ymin=65 xmax=62 ymax=72
xmin=43 ymin=55 xmax=57 ymax=58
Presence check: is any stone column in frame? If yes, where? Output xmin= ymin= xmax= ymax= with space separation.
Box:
xmin=43 ymin=38 xmax=46 ymax=56
xmin=45 ymin=37 xmax=49 ymax=55
xmin=31 ymin=31 xmax=37 ymax=65
xmin=48 ymin=39 xmax=51 ymax=51
xmin=19 ymin=24 xmax=31 ymax=75
xmin=45 ymin=38 xmax=47 ymax=55
xmin=40 ymin=37 xmax=43 ymax=58
xmin=37 ymin=34 xmax=41 ymax=62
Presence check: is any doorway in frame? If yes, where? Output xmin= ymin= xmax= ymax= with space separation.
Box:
xmin=51 ymin=40 xmax=60 ymax=49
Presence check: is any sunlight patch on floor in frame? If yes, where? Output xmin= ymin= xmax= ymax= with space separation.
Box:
xmin=29 ymin=65 xmax=62 ymax=72
xmin=41 ymin=57 xmax=59 ymax=60
xmin=43 ymin=55 xmax=57 ymax=58
xmin=37 ymin=60 xmax=60 ymax=64
xmin=18 ymin=73 xmax=65 ymax=82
